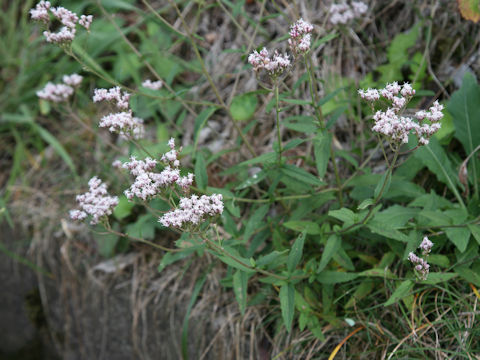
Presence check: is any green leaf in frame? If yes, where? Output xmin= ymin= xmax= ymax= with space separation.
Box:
xmin=448 ymin=72 xmax=480 ymax=194
xmin=373 ymin=205 xmax=419 ymax=229
xmin=374 ymin=171 xmax=391 ymax=199
xmin=158 ymin=248 xmax=196 ymax=273
xmin=287 ymin=231 xmax=306 ymax=273
xmin=233 ymin=270 xmax=249 ymax=315
xmin=283 ymin=115 xmax=317 ymax=133
xmin=316 ymin=271 xmax=359 ymax=284
xmin=243 ymin=204 xmax=269 ymax=242
xmin=193 ymin=107 xmax=217 ymax=150
xmin=194 ymin=152 xmax=208 ymax=190
xmin=328 ymin=208 xmax=356 ymax=227
xmin=280 ymin=164 xmax=324 ymax=186
xmin=126 ymin=213 xmax=157 ymax=240
xmin=423 ymin=272 xmax=457 ymax=284
xmin=93 ymin=224 xmax=119 ymax=258
xmin=314 ymin=132 xmax=332 ymax=179
xmin=235 ymin=169 xmax=267 ymax=190
xmin=280 ymin=283 xmax=295 ymax=333
xmin=230 ymin=92 xmax=258 ymax=121
xmin=358 ymin=199 xmax=374 ymax=210
xmin=367 ymin=221 xmax=411 ymax=242
xmin=444 ymin=227 xmax=471 ymax=252
xmin=182 ymin=271 xmax=207 ymax=360
xmin=345 ymin=280 xmax=374 ymax=308
xmin=256 ymin=250 xmax=289 ymax=268
xmin=455 ymin=266 xmax=480 ymax=287
xmin=384 ymin=280 xmax=414 ymax=306
xmin=468 ymin=224 xmax=480 ymax=245
xmin=30 ymin=123 xmax=77 ymax=177
xmin=113 ymin=195 xmax=135 ymax=220
xmin=414 ymin=137 xmax=465 ymax=209
xmin=237 ymin=152 xmax=276 ymax=167
xmin=317 ymin=234 xmax=341 ymax=273
xmin=283 ymin=221 xmax=322 ymax=235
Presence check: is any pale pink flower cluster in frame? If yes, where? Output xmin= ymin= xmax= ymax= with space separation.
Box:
xmin=142 ymin=79 xmax=163 ymax=90
xmin=37 ymin=73 xmax=83 ymax=102
xmin=288 ymin=18 xmax=314 ymax=56
xmin=408 ymin=236 xmax=433 ymax=280
xmin=70 ymin=177 xmax=119 ymax=225
xmin=93 ymin=87 xmax=145 ymax=139
xmin=159 ymin=194 xmax=224 ymax=228
xmin=248 ymin=48 xmax=290 ymax=77
xmin=30 ymin=1 xmax=93 ymax=43
xmin=79 ymin=15 xmax=93 ymax=30
xmin=359 ymin=82 xmax=442 ymax=145
xmin=122 ymin=138 xmax=194 ymax=201
xmin=329 ymin=1 xmax=368 ymax=25
xmin=93 ymin=87 xmax=131 ymax=110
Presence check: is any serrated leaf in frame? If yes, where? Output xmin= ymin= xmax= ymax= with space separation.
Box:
xmin=280 ymin=283 xmax=295 ymax=333
xmin=317 ymin=234 xmax=341 ymax=273
xmin=233 ymin=270 xmax=249 ymax=315
xmin=287 ymin=231 xmax=306 ymax=273
xmin=384 ymin=280 xmax=414 ymax=306
xmin=230 ymin=92 xmax=258 ymax=121
xmin=283 ymin=221 xmax=322 ymax=235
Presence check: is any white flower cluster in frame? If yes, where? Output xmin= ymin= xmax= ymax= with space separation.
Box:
xmin=359 ymin=82 xmax=443 ymax=145
xmin=70 ymin=177 xmax=119 ymax=225
xmin=288 ymin=18 xmax=314 ymax=56
xmin=159 ymin=194 xmax=224 ymax=228
xmin=329 ymin=1 xmax=368 ymax=25
xmin=30 ymin=1 xmax=93 ymax=44
xmin=122 ymin=138 xmax=194 ymax=201
xmin=37 ymin=73 xmax=83 ymax=102
xmin=408 ymin=236 xmax=433 ymax=280
xmin=248 ymin=48 xmax=290 ymax=77
xmin=142 ymin=79 xmax=163 ymax=90
xmin=93 ymin=87 xmax=145 ymax=139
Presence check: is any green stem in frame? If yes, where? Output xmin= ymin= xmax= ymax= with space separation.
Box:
xmin=106 ymin=227 xmax=182 ymax=253
xmin=274 ymin=82 xmax=283 ymax=164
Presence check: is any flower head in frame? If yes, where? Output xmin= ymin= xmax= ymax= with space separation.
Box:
xmin=248 ymin=48 xmax=290 ymax=77
xmin=288 ymin=19 xmax=314 ymax=55
xmin=70 ymin=177 xmax=119 ymax=225
xmin=359 ymin=82 xmax=441 ymax=146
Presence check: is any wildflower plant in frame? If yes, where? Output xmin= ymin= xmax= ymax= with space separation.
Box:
xmin=28 ymin=0 xmax=480 ymax=352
